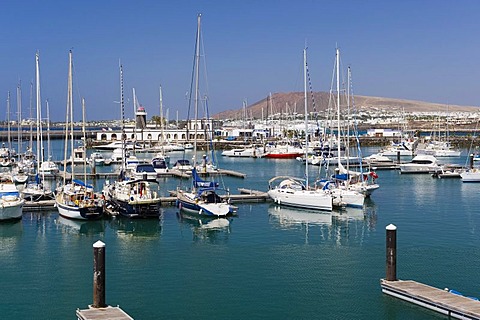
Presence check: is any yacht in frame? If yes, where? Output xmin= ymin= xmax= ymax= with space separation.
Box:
xmin=399 ymin=155 xmax=441 ymax=174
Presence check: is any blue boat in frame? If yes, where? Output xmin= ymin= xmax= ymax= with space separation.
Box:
xmin=176 ymin=168 xmax=234 ymax=217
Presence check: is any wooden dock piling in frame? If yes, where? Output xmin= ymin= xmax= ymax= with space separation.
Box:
xmin=93 ymin=240 xmax=106 ymax=308
xmin=386 ymin=224 xmax=397 ymax=281
xmin=76 ymin=241 xmax=133 ymax=320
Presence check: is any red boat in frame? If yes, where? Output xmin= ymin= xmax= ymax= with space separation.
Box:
xmin=264 ymin=152 xmax=303 ymax=159
xmin=263 ymin=146 xmax=304 ymax=159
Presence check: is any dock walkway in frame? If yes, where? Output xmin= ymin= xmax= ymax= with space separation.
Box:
xmin=381 ymin=279 xmax=480 ymax=319
xmin=77 ymin=306 xmax=133 ymax=320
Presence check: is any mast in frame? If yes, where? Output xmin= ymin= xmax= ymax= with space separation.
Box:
xmin=346 ymin=66 xmax=351 ymax=173
xmin=63 ymin=51 xmax=72 ymax=185
xmin=304 ymin=47 xmax=309 ymax=189
xmin=132 ymin=87 xmax=137 ymax=151
xmin=7 ymin=91 xmax=11 ymax=152
xmin=35 ymin=52 xmax=42 ymax=174
xmin=69 ymin=51 xmax=75 ymax=182
xmin=82 ymin=98 xmax=87 ymax=182
xmin=336 ymin=47 xmax=341 ymax=168
xmin=159 ymin=85 xmax=165 ymax=152
xmin=29 ymin=81 xmax=33 ymax=152
xmin=193 ymin=13 xmax=201 ymax=165
xmin=16 ymin=83 xmax=22 ymax=160
xmin=46 ymin=99 xmax=51 ymax=163
xmin=120 ymin=63 xmax=126 ymax=173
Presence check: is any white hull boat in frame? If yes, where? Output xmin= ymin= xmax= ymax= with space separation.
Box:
xmin=460 ymin=169 xmax=480 ymax=182
xmin=399 ymin=155 xmax=441 ymax=174
xmin=0 ymin=183 xmax=24 ymax=220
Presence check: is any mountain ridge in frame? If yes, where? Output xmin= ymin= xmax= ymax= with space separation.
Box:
xmin=213 ymin=92 xmax=479 ymax=120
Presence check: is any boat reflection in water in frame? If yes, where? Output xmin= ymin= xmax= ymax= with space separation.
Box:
xmin=268 ymin=200 xmax=377 ymax=245
xmin=56 ymin=216 xmax=106 ymax=235
xmin=269 ymin=204 xmax=333 ymax=228
xmin=176 ymin=211 xmax=231 ymax=243
xmin=0 ymin=219 xmax=22 ymax=253
xmin=108 ymin=216 xmax=163 ymax=239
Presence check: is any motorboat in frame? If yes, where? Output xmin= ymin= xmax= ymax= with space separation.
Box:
xmin=263 ymin=145 xmax=304 ymax=159
xmin=103 ymin=178 xmax=161 ymax=218
xmin=399 ymin=155 xmax=441 ymax=174
xmin=0 ymin=182 xmax=24 ymax=221
xmin=221 ymin=146 xmax=263 ymax=158
xmin=130 ymin=163 xmax=158 ymax=180
xmin=172 ymin=159 xmax=194 ymax=172
xmin=89 ymin=152 xmax=105 ymax=166
xmin=38 ymin=159 xmax=59 ymax=176
xmin=151 ymin=157 xmax=169 ymax=173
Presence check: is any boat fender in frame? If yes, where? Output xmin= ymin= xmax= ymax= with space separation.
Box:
xmin=278 ymin=198 xmax=281 ymax=205
xmin=199 ymin=208 xmax=203 ymax=215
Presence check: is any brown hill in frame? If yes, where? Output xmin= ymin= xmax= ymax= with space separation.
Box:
xmin=213 ymin=92 xmax=479 ymax=120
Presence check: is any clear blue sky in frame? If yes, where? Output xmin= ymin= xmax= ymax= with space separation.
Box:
xmin=1 ymin=0 xmax=479 ymax=122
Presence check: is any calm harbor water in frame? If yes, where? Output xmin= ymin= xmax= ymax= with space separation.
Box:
xmin=1 ymin=141 xmax=479 ymax=319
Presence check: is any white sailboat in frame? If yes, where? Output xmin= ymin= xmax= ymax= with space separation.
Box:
xmin=38 ymin=100 xmax=59 ymax=175
xmin=55 ymin=50 xmax=103 ymax=220
xmin=22 ymin=52 xmax=55 ymax=201
xmin=268 ymin=47 xmax=333 ymax=212
xmin=321 ymin=48 xmax=365 ymax=208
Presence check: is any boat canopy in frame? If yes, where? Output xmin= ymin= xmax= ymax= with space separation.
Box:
xmin=72 ymin=179 xmax=93 ymax=189
xmin=192 ymin=168 xmax=219 ymax=188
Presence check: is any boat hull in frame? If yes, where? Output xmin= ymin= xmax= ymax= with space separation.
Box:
xmin=56 ymin=199 xmax=103 ymax=220
xmin=0 ymin=199 xmax=24 ymax=221
xmin=264 ymin=153 xmax=303 ymax=159
xmin=267 ymin=189 xmax=333 ymax=212
xmin=460 ymin=171 xmax=480 ymax=183
xmin=109 ymin=198 xmax=161 ymax=219
xmin=176 ymin=192 xmax=232 ymax=217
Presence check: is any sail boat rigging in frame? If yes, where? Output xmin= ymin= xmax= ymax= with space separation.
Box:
xmin=267 ymin=47 xmax=333 ymax=212
xmin=102 ymin=63 xmax=162 ymax=219
xmin=21 ymin=52 xmax=55 ymax=201
xmin=176 ymin=14 xmax=234 ymax=217
xmin=55 ymin=50 xmax=103 ymax=220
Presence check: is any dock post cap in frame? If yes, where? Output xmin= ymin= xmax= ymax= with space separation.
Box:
xmin=93 ymin=240 xmax=105 ymax=248
xmin=386 ymin=224 xmax=397 ymax=230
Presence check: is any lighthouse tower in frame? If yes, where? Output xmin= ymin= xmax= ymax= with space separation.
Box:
xmin=136 ymin=105 xmax=147 ymax=129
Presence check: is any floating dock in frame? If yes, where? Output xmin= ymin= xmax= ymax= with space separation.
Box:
xmin=381 ymin=279 xmax=480 ymax=319
xmin=381 ymin=224 xmax=480 ymax=319
xmin=76 ymin=306 xmax=133 ymax=320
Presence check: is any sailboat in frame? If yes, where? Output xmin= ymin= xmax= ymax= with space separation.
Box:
xmin=102 ymin=63 xmax=161 ymax=219
xmin=22 ymin=52 xmax=55 ymax=201
xmin=176 ymin=14 xmax=234 ymax=217
xmin=55 ymin=50 xmax=103 ymax=220
xmin=267 ymin=47 xmax=333 ymax=212
xmin=12 ymin=84 xmax=29 ymax=184
xmin=329 ymin=66 xmax=379 ymax=197
xmin=38 ymin=100 xmax=59 ymax=175
xmin=0 ymin=92 xmax=16 ymax=167
xmin=319 ymin=48 xmax=365 ymax=208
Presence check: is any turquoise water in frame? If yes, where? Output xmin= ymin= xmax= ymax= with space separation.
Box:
xmin=0 ymin=143 xmax=479 ymax=319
